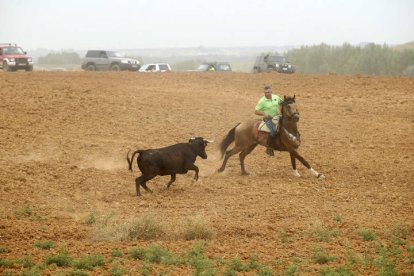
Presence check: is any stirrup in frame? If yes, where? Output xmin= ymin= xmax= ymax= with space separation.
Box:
xmin=266 ymin=148 xmax=274 ymax=156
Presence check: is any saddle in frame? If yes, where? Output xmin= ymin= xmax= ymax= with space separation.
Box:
xmin=253 ymin=116 xmax=280 ymax=140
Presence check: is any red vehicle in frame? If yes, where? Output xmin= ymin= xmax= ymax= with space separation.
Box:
xmin=0 ymin=43 xmax=33 ymax=71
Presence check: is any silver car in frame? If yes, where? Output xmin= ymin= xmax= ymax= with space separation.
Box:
xmin=81 ymin=50 xmax=140 ymax=71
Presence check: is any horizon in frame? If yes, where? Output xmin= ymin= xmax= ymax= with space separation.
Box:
xmin=1 ymin=0 xmax=413 ymax=51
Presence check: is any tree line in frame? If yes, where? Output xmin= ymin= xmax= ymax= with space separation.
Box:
xmin=285 ymin=43 xmax=414 ymax=75
xmin=37 ymin=51 xmax=81 ymax=65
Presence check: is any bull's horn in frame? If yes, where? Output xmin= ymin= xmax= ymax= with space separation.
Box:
xmin=203 ymin=138 xmax=215 ymax=143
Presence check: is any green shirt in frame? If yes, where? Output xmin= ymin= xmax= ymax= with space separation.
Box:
xmin=255 ymin=94 xmax=282 ymax=117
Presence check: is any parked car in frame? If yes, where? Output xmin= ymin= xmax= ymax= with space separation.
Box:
xmin=81 ymin=50 xmax=140 ymax=71
xmin=0 ymin=43 xmax=33 ymax=72
xmin=139 ymin=63 xmax=171 ymax=72
xmin=196 ymin=62 xmax=232 ymax=72
xmin=253 ymin=54 xmax=295 ymax=73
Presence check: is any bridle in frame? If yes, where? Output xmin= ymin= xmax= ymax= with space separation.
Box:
xmin=281 ymin=100 xmax=300 ymax=122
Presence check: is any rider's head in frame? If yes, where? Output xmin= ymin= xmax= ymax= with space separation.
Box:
xmin=264 ymin=85 xmax=272 ymax=99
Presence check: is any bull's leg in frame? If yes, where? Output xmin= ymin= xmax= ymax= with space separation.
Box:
xmin=289 ymin=150 xmax=325 ymax=179
xmin=239 ymin=144 xmax=258 ymax=175
xmin=135 ymin=175 xmax=155 ymax=196
xmin=166 ymin=174 xmax=176 ymax=188
xmin=218 ymin=146 xmax=243 ymax=173
xmin=184 ymin=163 xmax=199 ymax=180
xmin=290 ymin=152 xmax=301 ymax=177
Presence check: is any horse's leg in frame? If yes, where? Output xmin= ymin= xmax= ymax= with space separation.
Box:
xmin=289 ymin=150 xmax=325 ymax=179
xmin=218 ymin=146 xmax=243 ymax=172
xmin=166 ymin=174 xmax=176 ymax=188
xmin=239 ymin=144 xmax=258 ymax=175
xmin=290 ymin=152 xmax=301 ymax=177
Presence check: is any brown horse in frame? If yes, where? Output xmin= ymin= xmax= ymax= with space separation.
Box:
xmin=218 ymin=95 xmax=325 ymax=179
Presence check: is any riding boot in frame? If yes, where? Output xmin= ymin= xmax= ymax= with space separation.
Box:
xmin=266 ymin=135 xmax=274 ymax=156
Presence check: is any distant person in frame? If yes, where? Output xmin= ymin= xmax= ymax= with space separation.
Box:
xmin=254 ymin=85 xmax=283 ymax=156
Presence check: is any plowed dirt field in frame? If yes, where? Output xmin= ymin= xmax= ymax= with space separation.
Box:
xmin=1 ymin=72 xmax=413 ymax=275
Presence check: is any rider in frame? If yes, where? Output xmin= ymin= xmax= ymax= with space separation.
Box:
xmin=254 ymin=85 xmax=283 ymax=156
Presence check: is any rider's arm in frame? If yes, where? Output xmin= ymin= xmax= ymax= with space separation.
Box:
xmin=254 ymin=110 xmax=267 ymax=116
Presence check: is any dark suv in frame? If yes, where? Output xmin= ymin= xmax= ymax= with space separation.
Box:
xmin=81 ymin=50 xmax=140 ymax=71
xmin=0 ymin=43 xmax=33 ymax=72
xmin=253 ymin=54 xmax=295 ymax=73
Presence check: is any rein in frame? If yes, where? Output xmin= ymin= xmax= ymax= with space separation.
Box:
xmin=280 ymin=101 xmax=301 ymax=147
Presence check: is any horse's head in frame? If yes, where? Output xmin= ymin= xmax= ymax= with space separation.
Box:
xmin=281 ymin=95 xmax=299 ymax=122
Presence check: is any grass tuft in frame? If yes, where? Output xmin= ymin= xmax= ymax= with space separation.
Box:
xmin=312 ymin=247 xmax=336 ymax=264
xmin=44 ymin=248 xmax=73 ymax=267
xmin=73 ymin=253 xmax=105 ymax=270
xmin=311 ymin=224 xmax=338 ymax=242
xmin=120 ymin=214 xmax=164 ymax=241
xmin=182 ymin=215 xmax=215 ymax=241
xmin=33 ymin=240 xmax=55 ymax=249
xmin=358 ymin=227 xmax=376 ymax=241
xmin=14 ymin=206 xmax=33 ymax=219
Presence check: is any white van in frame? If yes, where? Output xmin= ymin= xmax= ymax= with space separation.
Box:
xmin=139 ymin=63 xmax=172 ymax=72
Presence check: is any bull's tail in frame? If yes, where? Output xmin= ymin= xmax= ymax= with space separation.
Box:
xmin=126 ymin=149 xmax=142 ymax=171
xmin=220 ymin=123 xmax=240 ymax=158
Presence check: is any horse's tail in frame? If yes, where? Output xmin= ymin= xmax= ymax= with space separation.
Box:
xmin=126 ymin=149 xmax=142 ymax=171
xmin=220 ymin=123 xmax=240 ymax=158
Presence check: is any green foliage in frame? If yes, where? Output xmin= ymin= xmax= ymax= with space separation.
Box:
xmin=0 ymin=246 xmax=9 ymax=253
xmin=223 ymin=256 xmax=272 ymax=275
xmin=391 ymin=224 xmax=409 ymax=240
xmin=110 ymin=263 xmax=128 ymax=275
xmin=73 ymin=253 xmax=105 ymax=270
xmin=278 ymin=229 xmax=289 ymax=243
xmin=312 ymin=247 xmax=336 ymax=264
xmin=311 ymin=225 xmax=338 ymax=242
xmin=185 ymin=243 xmax=216 ymax=275
xmin=140 ymin=262 xmax=152 ymax=276
xmin=319 ymin=265 xmax=354 ymax=275
xmin=37 ymin=51 xmax=81 ymax=65
xmin=33 ymin=240 xmax=55 ymax=249
xmin=286 ymin=43 xmax=414 ymax=75
xmin=15 ymin=206 xmax=33 ymax=219
xmin=111 ymin=249 xmax=124 ymax=258
xmin=129 ymin=245 xmax=182 ymax=265
xmin=67 ymin=270 xmax=88 ymax=276
xmin=0 ymin=258 xmax=14 ymax=267
xmin=334 ymin=213 xmax=342 ymax=223
xmin=85 ymin=212 xmax=96 ymax=225
xmin=44 ymin=248 xmax=73 ymax=267
xmin=358 ymin=228 xmax=376 ymax=241
xmin=18 ymin=256 xmax=34 ymax=268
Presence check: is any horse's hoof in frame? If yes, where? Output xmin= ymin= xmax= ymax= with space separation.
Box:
xmin=217 ymin=168 xmax=224 ymax=173
xmin=241 ymin=171 xmax=250 ymax=176
xmin=317 ymin=174 xmax=326 ymax=179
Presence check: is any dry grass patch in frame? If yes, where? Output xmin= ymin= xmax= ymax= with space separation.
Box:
xmin=176 ymin=215 xmax=215 ymax=241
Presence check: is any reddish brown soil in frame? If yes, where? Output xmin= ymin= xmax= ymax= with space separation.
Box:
xmin=0 ymin=72 xmax=413 ymax=275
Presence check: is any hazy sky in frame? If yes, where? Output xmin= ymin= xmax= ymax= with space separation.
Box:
xmin=1 ymin=0 xmax=413 ymax=50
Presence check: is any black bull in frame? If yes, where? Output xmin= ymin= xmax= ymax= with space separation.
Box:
xmin=126 ymin=137 xmax=213 ymax=196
